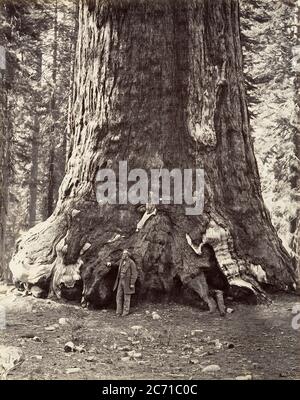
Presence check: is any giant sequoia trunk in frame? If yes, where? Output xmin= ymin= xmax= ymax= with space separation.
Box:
xmin=9 ymin=0 xmax=297 ymax=308
xmin=0 ymin=17 xmax=8 ymax=279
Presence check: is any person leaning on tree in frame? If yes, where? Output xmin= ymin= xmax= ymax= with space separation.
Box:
xmin=113 ymin=249 xmax=138 ymax=317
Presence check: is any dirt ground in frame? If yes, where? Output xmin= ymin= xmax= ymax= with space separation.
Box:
xmin=0 ymin=286 xmax=299 ymax=380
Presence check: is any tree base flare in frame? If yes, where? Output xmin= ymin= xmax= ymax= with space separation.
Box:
xmin=8 ymin=199 xmax=297 ymax=311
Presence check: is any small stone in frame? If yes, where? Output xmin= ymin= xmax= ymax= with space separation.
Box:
xmin=190 ymin=359 xmax=199 ymax=364
xmin=235 ymin=375 xmax=252 ymax=380
xmin=214 ymin=339 xmax=223 ymax=349
xmin=194 ymin=347 xmax=204 ymax=353
xmin=202 ymin=364 xmax=221 ymax=373
xmin=226 ymin=308 xmax=234 ymax=314
xmin=76 ymin=345 xmax=86 ymax=353
xmin=32 ymin=336 xmax=42 ymax=342
xmin=45 ymin=324 xmax=59 ymax=331
xmin=127 ymin=350 xmax=142 ymax=359
xmin=59 ymin=318 xmax=69 ymax=326
xmin=66 ymin=367 xmax=81 ymax=374
xmin=166 ymin=350 xmax=174 ymax=354
xmin=279 ymin=372 xmax=289 ymax=378
xmin=32 ymin=355 xmax=43 ymax=361
xmin=64 ymin=341 xmax=76 ymax=353
xmin=152 ymin=312 xmax=161 ymax=320
xmin=145 ymin=310 xmax=150 ymax=315
xmin=0 ymin=346 xmax=24 ymax=372
xmin=131 ymin=325 xmax=143 ymax=332
xmin=191 ymin=329 xmax=203 ymax=336
xmin=121 ymin=357 xmax=130 ymax=362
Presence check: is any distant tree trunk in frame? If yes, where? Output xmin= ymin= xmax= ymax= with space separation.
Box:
xmin=10 ymin=0 xmax=297 ymax=307
xmin=28 ymin=49 xmax=42 ymax=228
xmin=45 ymin=0 xmax=59 ymax=219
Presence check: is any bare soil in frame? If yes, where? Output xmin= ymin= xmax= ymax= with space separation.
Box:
xmin=0 ymin=288 xmax=299 ymax=380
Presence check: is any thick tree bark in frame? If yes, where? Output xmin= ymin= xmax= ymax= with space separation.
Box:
xmin=0 ymin=62 xmax=7 ymax=279
xmin=291 ymin=0 xmax=300 ymax=290
xmin=10 ymin=0 xmax=297 ymax=308
xmin=0 ymin=16 xmax=9 ymax=280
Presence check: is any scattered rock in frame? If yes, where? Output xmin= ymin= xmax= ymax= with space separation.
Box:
xmin=64 ymin=341 xmax=85 ymax=353
xmin=194 ymin=347 xmax=204 ymax=353
xmin=190 ymin=359 xmax=199 ymax=364
xmin=191 ymin=329 xmax=203 ymax=336
xmin=201 ymin=336 xmax=211 ymax=343
xmin=58 ymin=318 xmax=69 ymax=326
xmin=152 ymin=312 xmax=161 ymax=320
xmin=33 ymin=336 xmax=42 ymax=342
xmin=64 ymin=341 xmax=76 ymax=352
xmin=131 ymin=325 xmax=143 ymax=332
xmin=0 ymin=346 xmax=24 ymax=377
xmin=235 ymin=375 xmax=252 ymax=380
xmin=45 ymin=324 xmax=59 ymax=331
xmin=279 ymin=372 xmax=289 ymax=378
xmin=202 ymin=364 xmax=221 ymax=373
xmin=226 ymin=308 xmax=234 ymax=314
xmin=127 ymin=350 xmax=142 ymax=359
xmin=145 ymin=310 xmax=150 ymax=315
xmin=66 ymin=367 xmax=81 ymax=374
xmin=214 ymin=339 xmax=223 ymax=349
xmin=32 ymin=355 xmax=43 ymax=361
xmin=131 ymin=340 xmax=140 ymax=345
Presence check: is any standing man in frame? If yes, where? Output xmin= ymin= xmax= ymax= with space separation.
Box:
xmin=113 ymin=250 xmax=138 ymax=317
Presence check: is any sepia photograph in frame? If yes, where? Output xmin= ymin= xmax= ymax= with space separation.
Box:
xmin=0 ymin=0 xmax=299 ymax=384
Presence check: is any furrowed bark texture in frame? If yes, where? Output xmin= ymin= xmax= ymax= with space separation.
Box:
xmin=10 ymin=0 xmax=297 ymax=307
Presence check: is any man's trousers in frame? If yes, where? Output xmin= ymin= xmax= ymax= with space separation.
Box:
xmin=116 ymin=278 xmax=131 ymax=316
